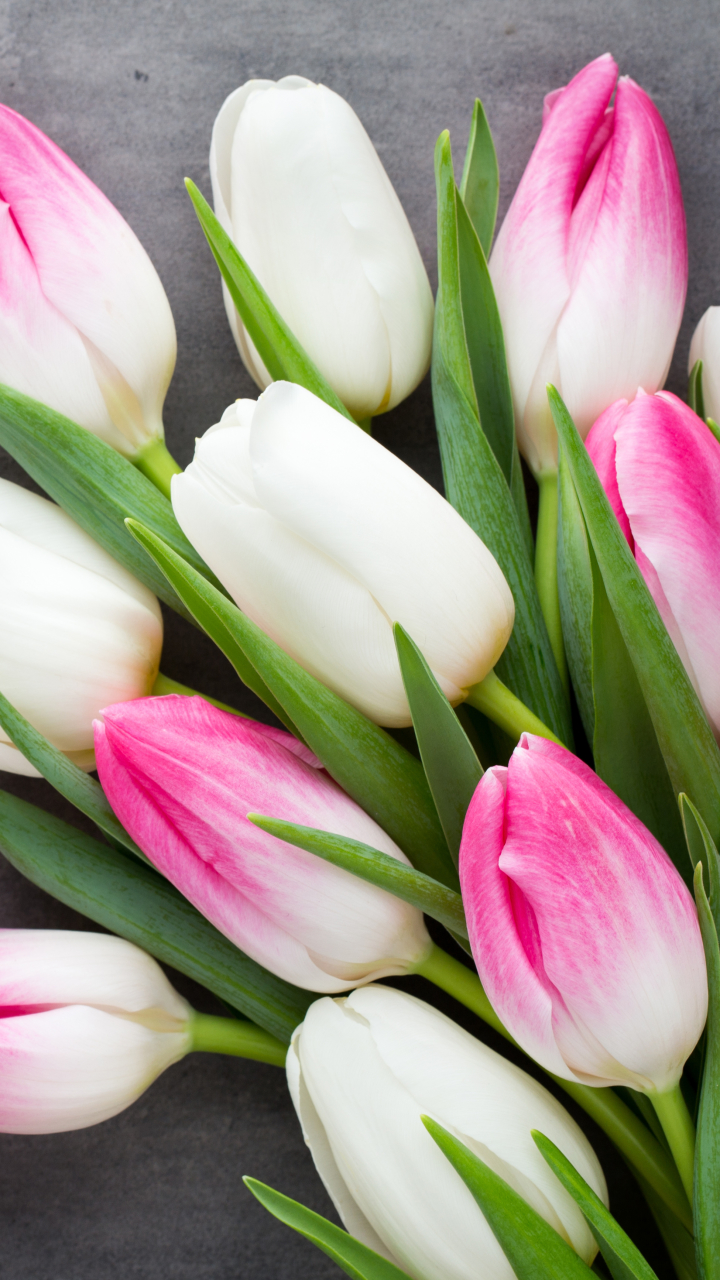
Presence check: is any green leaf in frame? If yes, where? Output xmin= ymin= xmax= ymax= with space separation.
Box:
xmin=0 ymin=688 xmax=148 ymax=863
xmin=0 ymin=384 xmax=221 ymax=622
xmin=243 ymin=1178 xmax=412 ymax=1280
xmin=185 ymin=180 xmax=353 ymax=421
xmin=422 ymin=1117 xmax=595 ymax=1279
xmin=432 ymin=132 xmax=571 ymax=746
xmin=557 ymin=448 xmax=594 ymax=741
xmin=393 ymin=623 xmax=481 ymax=865
xmin=693 ymin=861 xmax=720 ymax=1280
xmin=589 ymin=541 xmax=687 ymax=875
xmin=635 ymin=1172 xmax=698 ymax=1280
xmin=689 ymin=360 xmax=706 ymax=422
xmin=680 ymin=794 xmax=720 ymax=918
xmin=532 ymin=1132 xmax=659 ymax=1280
xmin=549 ymin=385 xmax=720 ymax=850
xmin=247 ymin=814 xmax=467 ymax=939
xmin=459 ymin=99 xmax=499 ymax=258
xmin=0 ymin=789 xmax=312 ymax=1041
xmin=126 ymin=520 xmax=455 ymax=889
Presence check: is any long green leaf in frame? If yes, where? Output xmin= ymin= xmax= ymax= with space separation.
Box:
xmin=126 ymin=520 xmax=455 ymax=888
xmin=532 ymin=1132 xmax=659 ymax=1280
xmin=185 ymin=180 xmax=353 ymax=421
xmin=590 ymin=543 xmax=687 ymax=875
xmin=0 ymin=688 xmax=147 ymax=863
xmin=557 ymin=448 xmax=594 ymax=741
xmin=247 ymin=814 xmax=467 ymax=939
xmin=549 ymin=385 xmax=720 ymax=847
xmin=635 ymin=1171 xmax=698 ymax=1280
xmin=0 ymin=789 xmax=312 ymax=1042
xmin=459 ymin=99 xmax=499 ymax=257
xmin=422 ymin=1117 xmax=594 ymax=1279
xmin=393 ymin=623 xmax=481 ymax=865
xmin=693 ymin=861 xmax=720 ymax=1280
xmin=432 ymin=131 xmax=570 ymax=745
xmin=243 ymin=1178 xmax=412 ymax=1280
xmin=0 ymin=384 xmax=220 ymax=621
xmin=680 ymin=794 xmax=720 ymax=924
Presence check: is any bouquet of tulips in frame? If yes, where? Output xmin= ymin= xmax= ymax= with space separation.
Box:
xmin=0 ymin=49 xmax=717 ymax=1280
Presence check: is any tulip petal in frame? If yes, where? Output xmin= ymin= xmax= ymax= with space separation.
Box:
xmin=584 ymin=400 xmax=633 ymax=547
xmin=689 ymin=306 xmax=720 ymax=425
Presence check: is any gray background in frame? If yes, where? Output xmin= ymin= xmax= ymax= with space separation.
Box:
xmin=0 ymin=0 xmax=716 ymax=1275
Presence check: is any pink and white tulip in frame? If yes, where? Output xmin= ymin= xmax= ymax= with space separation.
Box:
xmin=0 ymin=105 xmax=176 ymax=457
xmin=489 ymin=54 xmax=687 ymax=476
xmin=689 ymin=306 xmax=720 ymax=424
xmin=586 ymin=390 xmax=720 ymax=738
xmin=94 ymin=695 xmax=431 ymax=992
xmin=459 ymin=734 xmax=707 ymax=1093
xmin=0 ymin=930 xmax=191 ymax=1133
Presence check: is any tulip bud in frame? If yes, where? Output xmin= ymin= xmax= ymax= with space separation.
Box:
xmin=586 ymin=389 xmax=720 ymax=739
xmin=489 ymin=54 xmax=687 ymax=476
xmin=288 ymin=985 xmax=606 ymax=1279
xmin=689 ymin=306 xmax=720 ymax=423
xmin=171 ymin=382 xmax=514 ymax=727
xmin=460 ymin=734 xmax=707 ymax=1093
xmin=0 ymin=105 xmax=176 ymax=458
xmin=94 ymin=695 xmax=432 ymax=991
xmin=0 ymin=478 xmax=163 ymax=776
xmin=0 ymin=929 xmax=191 ymax=1133
xmin=210 ymin=77 xmax=434 ymax=420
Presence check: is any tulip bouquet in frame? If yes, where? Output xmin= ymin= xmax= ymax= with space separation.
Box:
xmin=0 ymin=49 xmax=717 ymax=1280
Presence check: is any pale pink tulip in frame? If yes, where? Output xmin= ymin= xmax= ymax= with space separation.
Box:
xmin=0 ymin=105 xmax=176 ymax=456
xmin=0 ymin=930 xmax=191 ymax=1133
xmin=459 ymin=734 xmax=706 ymax=1092
xmin=94 ymin=695 xmax=431 ymax=992
xmin=489 ymin=54 xmax=687 ymax=476
xmin=586 ymin=390 xmax=720 ymax=738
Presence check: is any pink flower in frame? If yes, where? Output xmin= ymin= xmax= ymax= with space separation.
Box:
xmin=489 ymin=54 xmax=687 ymax=476
xmin=0 ymin=105 xmax=176 ymax=456
xmin=459 ymin=735 xmax=707 ymax=1092
xmin=0 ymin=930 xmax=191 ymax=1134
xmin=94 ymin=695 xmax=431 ymax=992
xmin=586 ymin=390 xmax=720 ymax=738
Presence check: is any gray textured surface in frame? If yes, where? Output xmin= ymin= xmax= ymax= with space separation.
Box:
xmin=0 ymin=0 xmax=716 ymax=1275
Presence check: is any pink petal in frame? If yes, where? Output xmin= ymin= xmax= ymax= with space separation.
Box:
xmin=585 ymin=399 xmax=634 ymax=547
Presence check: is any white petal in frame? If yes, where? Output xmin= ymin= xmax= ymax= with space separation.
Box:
xmin=689 ymin=306 xmax=720 ymax=425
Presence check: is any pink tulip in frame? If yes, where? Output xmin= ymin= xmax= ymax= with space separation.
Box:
xmin=489 ymin=54 xmax=687 ymax=477
xmin=586 ymin=390 xmax=720 ymax=738
xmin=0 ymin=930 xmax=191 ymax=1133
xmin=459 ymin=734 xmax=707 ymax=1092
xmin=0 ymin=106 xmax=176 ymax=457
xmin=94 ymin=695 xmax=431 ymax=992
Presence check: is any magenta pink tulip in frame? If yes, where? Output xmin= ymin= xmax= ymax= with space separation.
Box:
xmin=587 ymin=390 xmax=720 ymax=738
xmin=0 ymin=106 xmax=176 ymax=457
xmin=94 ymin=695 xmax=430 ymax=992
xmin=459 ymin=735 xmax=706 ymax=1092
xmin=489 ymin=54 xmax=687 ymax=476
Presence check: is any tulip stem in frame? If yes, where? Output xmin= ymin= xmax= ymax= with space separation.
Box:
xmin=134 ymin=437 xmax=183 ymax=500
xmin=650 ymin=1084 xmax=696 ymax=1205
xmin=465 ymin=669 xmax=564 ymax=746
xmin=418 ymin=944 xmax=693 ymax=1230
xmin=151 ymin=672 xmax=248 ymax=718
xmin=189 ymin=1013 xmax=287 ymax=1066
xmin=534 ymin=471 xmax=568 ymax=694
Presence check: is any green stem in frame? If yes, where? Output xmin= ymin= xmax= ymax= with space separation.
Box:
xmin=535 ymin=470 xmax=568 ymax=694
xmin=465 ymin=669 xmax=564 ymax=746
xmin=189 ymin=1013 xmax=287 ymax=1066
xmin=151 ymin=671 xmax=247 ymax=718
xmin=651 ymin=1084 xmax=696 ymax=1206
xmin=356 ymin=416 xmax=373 ymax=434
xmin=134 ymin=437 xmax=183 ymax=500
xmin=417 ymin=944 xmax=692 ymax=1230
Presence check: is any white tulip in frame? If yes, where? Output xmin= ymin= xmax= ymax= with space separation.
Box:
xmin=171 ymin=383 xmax=514 ymax=727
xmin=689 ymin=307 xmax=720 ymax=424
xmin=0 ymin=930 xmax=191 ymax=1133
xmin=0 ymin=478 xmax=163 ymax=775
xmin=210 ymin=77 xmax=434 ymax=421
xmin=0 ymin=105 xmax=176 ymax=459
xmin=288 ymin=986 xmax=607 ymax=1280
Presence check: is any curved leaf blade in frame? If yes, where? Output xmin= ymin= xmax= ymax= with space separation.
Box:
xmin=0 ymin=789 xmax=312 ymax=1041
xmin=243 ymin=1178 xmax=412 ymax=1280
xmin=693 ymin=860 xmax=720 ymax=1280
xmin=247 ymin=814 xmax=467 ymax=939
xmin=459 ymin=99 xmax=499 ymax=257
